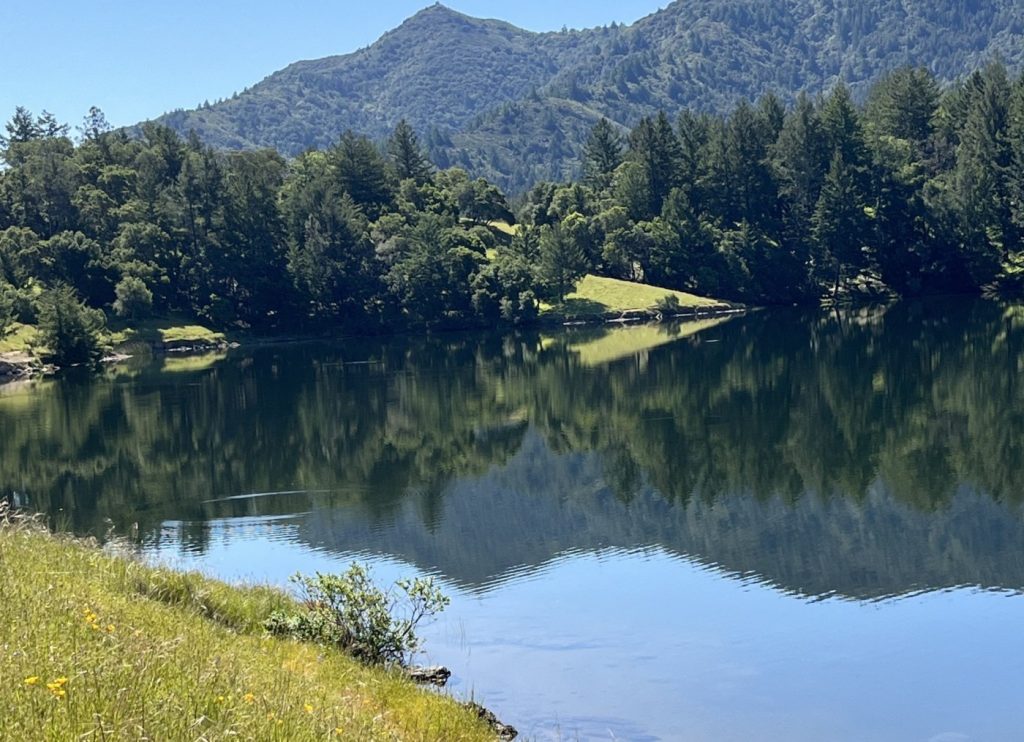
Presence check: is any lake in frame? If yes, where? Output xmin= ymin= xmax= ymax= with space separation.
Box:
xmin=3 ymin=298 xmax=1024 ymax=741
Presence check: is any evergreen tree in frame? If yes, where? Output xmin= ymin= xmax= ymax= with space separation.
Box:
xmin=583 ymin=118 xmax=623 ymax=192
xmin=952 ymin=61 xmax=1013 ymax=278
xmin=538 ymin=222 xmax=587 ymax=301
xmin=627 ymin=112 xmax=683 ymax=219
xmin=335 ymin=131 xmax=394 ymax=219
xmin=813 ymin=152 xmax=871 ymax=296
xmin=0 ymin=107 xmax=40 ymax=151
xmin=37 ymin=284 xmax=105 ymax=365
xmin=388 ymin=120 xmax=433 ymax=184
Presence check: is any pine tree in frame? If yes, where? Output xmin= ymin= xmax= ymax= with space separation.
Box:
xmin=335 ymin=131 xmax=395 ymax=219
xmin=388 ymin=120 xmax=433 ymax=184
xmin=627 ymin=112 xmax=683 ymax=219
xmin=1 ymin=107 xmax=40 ymax=148
xmin=813 ymin=152 xmax=871 ymax=296
xmin=953 ymin=61 xmax=1012 ymax=273
xmin=538 ymin=222 xmax=587 ymax=301
xmin=583 ymin=118 xmax=623 ymax=192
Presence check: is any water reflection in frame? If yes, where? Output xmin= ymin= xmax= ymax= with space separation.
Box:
xmin=3 ymin=299 xmax=1024 ymax=600
xmin=7 ymin=298 xmax=1024 ymax=739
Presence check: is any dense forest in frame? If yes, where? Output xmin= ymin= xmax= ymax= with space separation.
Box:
xmin=523 ymin=61 xmax=1024 ymax=303
xmin=3 ymin=61 xmax=1024 ymax=362
xmin=156 ymin=1 xmax=1024 ymax=192
xmin=0 ymin=108 xmax=538 ymax=361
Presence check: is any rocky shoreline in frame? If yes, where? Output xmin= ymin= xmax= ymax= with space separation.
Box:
xmin=0 ymin=353 xmax=53 ymax=383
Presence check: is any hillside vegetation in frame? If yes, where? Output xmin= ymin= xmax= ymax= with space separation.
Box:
xmin=153 ymin=1 xmax=1024 ymax=191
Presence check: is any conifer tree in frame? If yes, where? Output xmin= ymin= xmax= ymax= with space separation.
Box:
xmin=388 ymin=120 xmax=433 ymax=184
xmin=583 ymin=118 xmax=623 ymax=192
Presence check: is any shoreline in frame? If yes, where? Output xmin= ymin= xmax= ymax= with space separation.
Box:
xmin=0 ymin=302 xmax=747 ymax=386
xmin=0 ymin=512 xmax=510 ymax=740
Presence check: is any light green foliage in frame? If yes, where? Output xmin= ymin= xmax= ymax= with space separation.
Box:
xmin=112 ymin=275 xmax=153 ymax=319
xmin=558 ymin=275 xmax=718 ymax=317
xmin=266 ymin=565 xmax=449 ymax=667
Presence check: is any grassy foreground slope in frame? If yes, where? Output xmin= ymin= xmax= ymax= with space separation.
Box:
xmin=0 ymin=519 xmax=492 ymax=741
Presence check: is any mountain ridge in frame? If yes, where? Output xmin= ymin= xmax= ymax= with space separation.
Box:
xmin=152 ymin=0 xmax=1024 ymax=191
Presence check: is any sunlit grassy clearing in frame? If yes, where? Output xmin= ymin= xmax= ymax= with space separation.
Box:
xmin=487 ymin=221 xmax=518 ymax=236
xmin=0 ymin=323 xmax=39 ymax=354
xmin=107 ymin=318 xmax=227 ymax=347
xmin=0 ymin=521 xmax=492 ymax=742
xmin=543 ymin=275 xmax=722 ymax=317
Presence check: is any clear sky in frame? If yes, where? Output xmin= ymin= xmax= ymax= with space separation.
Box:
xmin=3 ymin=1 xmax=665 ymax=131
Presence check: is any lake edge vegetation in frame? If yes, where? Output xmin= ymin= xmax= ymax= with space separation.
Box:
xmin=3 ymin=61 xmax=1024 ymax=367
xmin=0 ymin=506 xmax=493 ymax=741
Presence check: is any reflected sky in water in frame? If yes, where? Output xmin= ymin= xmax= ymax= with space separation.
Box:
xmin=4 ymin=298 xmax=1024 ymax=740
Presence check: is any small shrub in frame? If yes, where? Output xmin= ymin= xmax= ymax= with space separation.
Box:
xmin=265 ymin=563 xmax=449 ymax=667
xmin=654 ymin=293 xmax=682 ymax=315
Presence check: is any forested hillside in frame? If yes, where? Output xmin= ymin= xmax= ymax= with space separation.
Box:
xmin=4 ymin=58 xmax=1024 ymax=362
xmin=154 ymin=1 xmax=1024 ymax=192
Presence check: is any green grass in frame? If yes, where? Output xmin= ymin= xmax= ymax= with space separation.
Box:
xmin=0 ymin=517 xmax=493 ymax=741
xmin=544 ymin=275 xmax=722 ymax=318
xmin=0 ymin=323 xmax=40 ymax=355
xmin=107 ymin=318 xmax=226 ymax=349
xmin=487 ymin=221 xmax=518 ymax=236
xmin=564 ymin=317 xmax=733 ymax=366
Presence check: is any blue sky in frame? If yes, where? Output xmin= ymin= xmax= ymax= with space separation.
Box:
xmin=2 ymin=1 xmax=665 ymax=131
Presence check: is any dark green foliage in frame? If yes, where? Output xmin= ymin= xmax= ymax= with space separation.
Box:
xmin=7 ymin=64 xmax=1024 ymax=342
xmin=153 ymin=2 xmax=1024 ymax=194
xmin=538 ymin=221 xmax=589 ymax=301
xmin=334 ymin=132 xmax=394 ymax=220
xmin=388 ymin=120 xmax=433 ymax=184
xmin=0 ymin=282 xmax=14 ymax=336
xmin=583 ymin=118 xmax=624 ymax=191
xmin=37 ymin=285 xmax=105 ymax=365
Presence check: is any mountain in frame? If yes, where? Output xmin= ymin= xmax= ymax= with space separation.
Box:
xmin=155 ymin=1 xmax=1024 ymax=192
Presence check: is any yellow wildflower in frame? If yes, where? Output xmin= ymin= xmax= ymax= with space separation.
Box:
xmin=46 ymin=678 xmax=68 ymax=699
xmin=106 ymin=625 xmax=116 ymax=634
xmin=304 ymin=703 xmax=314 ymax=714
xmin=24 ymin=676 xmax=40 ymax=686
xmin=243 ymin=693 xmax=256 ymax=704
xmin=216 ymin=696 xmax=226 ymax=704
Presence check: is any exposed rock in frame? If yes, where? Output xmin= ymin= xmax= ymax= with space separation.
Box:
xmin=0 ymin=354 xmax=46 ymax=382
xmin=406 ymin=665 xmax=452 ymax=687
xmin=466 ymin=702 xmax=517 ymax=741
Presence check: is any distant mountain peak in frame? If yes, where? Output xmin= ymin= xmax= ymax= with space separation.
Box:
xmin=155 ymin=0 xmax=1024 ymax=193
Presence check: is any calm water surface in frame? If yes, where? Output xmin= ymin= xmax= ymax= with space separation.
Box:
xmin=4 ymin=299 xmax=1024 ymax=741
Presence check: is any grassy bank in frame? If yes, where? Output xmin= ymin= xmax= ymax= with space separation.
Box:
xmin=543 ymin=275 xmax=724 ymax=319
xmin=0 ymin=517 xmax=492 ymax=741
xmin=0 ymin=323 xmax=39 ymax=355
xmin=106 ymin=317 xmax=228 ymax=350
